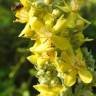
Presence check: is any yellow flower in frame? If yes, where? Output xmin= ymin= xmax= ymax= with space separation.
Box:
xmin=20 ymin=0 xmax=30 ymax=8
xmin=52 ymin=35 xmax=72 ymax=50
xmin=29 ymin=16 xmax=44 ymax=33
xmin=19 ymin=23 xmax=33 ymax=37
xmin=63 ymin=69 xmax=77 ymax=87
xmin=56 ymin=49 xmax=93 ymax=87
xmin=44 ymin=13 xmax=54 ymax=28
xmin=78 ymin=68 xmax=93 ymax=83
xmin=52 ymin=16 xmax=66 ymax=33
xmin=27 ymin=54 xmax=39 ymax=64
xmin=14 ymin=0 xmax=94 ymax=95
xmin=15 ymin=8 xmax=29 ymax=23
xmin=27 ymin=53 xmax=48 ymax=67
xmin=34 ymin=84 xmax=63 ymax=96
xmin=66 ymin=12 xmax=77 ymax=28
xmin=15 ymin=0 xmax=31 ymax=23
xmin=19 ymin=15 xmax=45 ymax=38
xmin=30 ymin=39 xmax=52 ymax=53
xmin=29 ymin=7 xmax=37 ymax=17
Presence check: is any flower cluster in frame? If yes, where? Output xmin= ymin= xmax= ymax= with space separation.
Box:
xmin=15 ymin=0 xmax=94 ymax=96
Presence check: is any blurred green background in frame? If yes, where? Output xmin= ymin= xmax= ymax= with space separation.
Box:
xmin=0 ymin=0 xmax=38 ymax=96
xmin=0 ymin=0 xmax=96 ymax=96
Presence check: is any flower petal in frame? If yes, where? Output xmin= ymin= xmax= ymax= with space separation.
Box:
xmin=30 ymin=40 xmax=51 ymax=53
xmin=53 ymin=16 xmax=66 ymax=33
xmin=27 ymin=54 xmax=39 ymax=64
xmin=20 ymin=0 xmax=30 ymax=8
xmin=78 ymin=68 xmax=93 ymax=83
xmin=29 ymin=16 xmax=43 ymax=32
xmin=19 ymin=23 xmax=32 ymax=37
xmin=37 ymin=57 xmax=48 ymax=66
xmin=34 ymin=84 xmax=62 ymax=96
xmin=15 ymin=8 xmax=29 ymax=23
xmin=64 ymin=71 xmax=76 ymax=87
xmin=52 ymin=35 xmax=71 ymax=50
